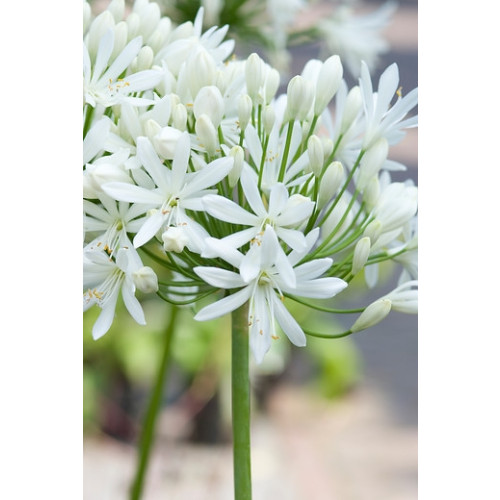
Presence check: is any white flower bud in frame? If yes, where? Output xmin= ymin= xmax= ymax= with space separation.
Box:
xmin=307 ymin=135 xmax=324 ymax=176
xmin=172 ymin=103 xmax=187 ymax=131
xmin=264 ymin=68 xmax=280 ymax=104
xmin=111 ymin=22 xmax=129 ymax=61
xmin=87 ymin=11 xmax=115 ymax=60
xmin=321 ymin=137 xmax=334 ymax=162
xmin=144 ymin=119 xmax=162 ymax=140
xmin=202 ymin=0 xmax=223 ymax=26
xmin=263 ymin=106 xmax=275 ymax=135
xmin=193 ymin=86 xmax=225 ymax=128
xmin=138 ymin=2 xmax=161 ymax=39
xmin=321 ymin=194 xmax=353 ymax=239
xmin=133 ymin=45 xmax=154 ymax=72
xmin=83 ymin=1 xmax=92 ymax=34
xmin=317 ymin=161 xmax=344 ymax=208
xmin=195 ymin=114 xmax=218 ymax=156
xmin=90 ymin=164 xmax=132 ymax=191
xmin=363 ymin=176 xmax=380 ymax=209
xmin=133 ymin=266 xmax=159 ymax=293
xmin=363 ymin=219 xmax=383 ymax=244
xmin=126 ymin=12 xmax=141 ymax=40
xmin=149 ymin=18 xmax=171 ymax=51
xmin=352 ymin=237 xmax=371 ymax=275
xmin=245 ymin=53 xmax=264 ymax=102
xmin=357 ymin=138 xmax=389 ymax=190
xmin=153 ymin=126 xmax=184 ymax=160
xmin=228 ymin=145 xmax=244 ymax=187
xmin=187 ymin=49 xmax=217 ymax=98
xmin=314 ymin=55 xmax=343 ymax=115
xmin=341 ymin=86 xmax=362 ymax=132
xmin=108 ymin=0 xmax=125 ymax=23
xmin=285 ymin=76 xmax=314 ymax=122
xmin=162 ymin=226 xmax=189 ymax=253
xmin=237 ymin=94 xmax=252 ymax=132
xmin=351 ymin=299 xmax=392 ymax=333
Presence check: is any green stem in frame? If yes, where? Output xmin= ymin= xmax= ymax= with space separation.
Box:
xmin=129 ymin=305 xmax=179 ymax=500
xmin=231 ymin=303 xmax=252 ymax=500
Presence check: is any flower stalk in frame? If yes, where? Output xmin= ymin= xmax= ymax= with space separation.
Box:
xmin=129 ymin=305 xmax=179 ymax=500
xmin=231 ymin=302 xmax=252 ymax=500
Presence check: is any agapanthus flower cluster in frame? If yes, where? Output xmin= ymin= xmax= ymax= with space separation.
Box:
xmin=83 ymin=0 xmax=418 ymax=364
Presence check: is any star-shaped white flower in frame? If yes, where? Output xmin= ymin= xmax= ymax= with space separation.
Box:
xmin=102 ymin=132 xmax=233 ymax=252
xmin=202 ymin=166 xmax=314 ymax=253
xmin=83 ymin=29 xmax=163 ymax=108
xmin=194 ymin=226 xmax=347 ymax=363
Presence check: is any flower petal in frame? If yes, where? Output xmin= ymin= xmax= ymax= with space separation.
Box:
xmin=203 ymin=195 xmax=259 ymax=226
xmin=194 ymin=267 xmax=245 ymax=289
xmin=194 ymin=287 xmax=252 ymax=321
xmin=272 ymin=295 xmax=306 ymax=347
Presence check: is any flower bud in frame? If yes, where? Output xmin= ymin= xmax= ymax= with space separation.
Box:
xmin=126 ymin=12 xmax=141 ymax=39
xmin=138 ymin=1 xmax=161 ymax=39
xmin=195 ymin=114 xmax=218 ymax=156
xmin=284 ymin=75 xmax=307 ymax=121
xmin=363 ymin=176 xmax=380 ymax=209
xmin=321 ymin=137 xmax=334 ymax=162
xmin=111 ymin=22 xmax=128 ymax=60
xmin=264 ymin=68 xmax=280 ymax=104
xmin=172 ymin=103 xmax=187 ymax=131
xmin=228 ymin=145 xmax=244 ymax=187
xmin=307 ymin=135 xmax=324 ymax=176
xmin=245 ymin=53 xmax=264 ymax=102
xmin=351 ymin=237 xmax=371 ymax=275
xmin=153 ymin=126 xmax=184 ymax=160
xmin=363 ymin=219 xmax=383 ymax=244
xmin=108 ymin=0 xmax=125 ymax=23
xmin=194 ymin=86 xmax=225 ymax=128
xmin=87 ymin=11 xmax=115 ymax=60
xmin=144 ymin=118 xmax=161 ymax=140
xmin=83 ymin=1 xmax=92 ymax=33
xmin=351 ymin=299 xmax=392 ymax=333
xmin=341 ymin=86 xmax=362 ymax=132
xmin=162 ymin=226 xmax=189 ymax=253
xmin=238 ymin=94 xmax=252 ymax=131
xmin=187 ymin=49 xmax=217 ymax=98
xmin=90 ymin=164 xmax=132 ymax=191
xmin=317 ymin=161 xmax=344 ymax=208
xmin=314 ymin=55 xmax=343 ymax=115
xmin=133 ymin=266 xmax=159 ymax=293
xmin=134 ymin=45 xmax=154 ymax=72
xmin=263 ymin=106 xmax=275 ymax=135
xmin=357 ymin=137 xmax=389 ymax=190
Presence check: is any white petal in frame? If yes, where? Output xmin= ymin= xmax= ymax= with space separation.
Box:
xmin=101 ymin=36 xmax=142 ymax=83
xmin=103 ymin=181 xmax=164 ymax=205
xmin=268 ymin=183 xmax=288 ymax=217
xmin=194 ymin=267 xmax=245 ymax=289
xmin=93 ymin=29 xmax=114 ymax=82
xmin=171 ymin=132 xmax=190 ymax=192
xmin=92 ymin=292 xmax=119 ymax=340
xmin=137 ymin=137 xmax=171 ymax=191
xmin=133 ymin=211 xmax=165 ymax=247
xmin=272 ymin=295 xmax=306 ymax=347
xmin=122 ymin=280 xmax=146 ymax=325
xmin=275 ymin=227 xmax=308 ymax=252
xmin=241 ymin=166 xmax=266 ymax=216
xmin=194 ymin=287 xmax=252 ymax=321
xmin=202 ymin=237 xmax=244 ymax=268
xmin=124 ymin=69 xmax=164 ymax=93
xmin=240 ymin=244 xmax=261 ymax=283
xmin=292 ymin=277 xmax=347 ymax=299
xmin=181 ymin=157 xmax=233 ymax=197
xmin=293 ymin=259 xmax=333 ymax=281
xmin=203 ymin=195 xmax=259 ymax=226
xmin=250 ymin=288 xmax=271 ymax=364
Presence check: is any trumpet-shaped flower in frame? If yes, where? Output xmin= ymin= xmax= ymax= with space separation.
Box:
xmin=194 ymin=226 xmax=347 ymax=363
xmin=102 ymin=132 xmax=233 ymax=252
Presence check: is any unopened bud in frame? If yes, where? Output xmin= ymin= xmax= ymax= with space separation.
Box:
xmin=91 ymin=164 xmax=132 ymax=191
xmin=317 ymin=161 xmax=344 ymax=208
xmin=284 ymin=75 xmax=308 ymax=121
xmin=134 ymin=45 xmax=154 ymax=72
xmin=245 ymin=53 xmax=264 ymax=101
xmin=162 ymin=226 xmax=189 ymax=253
xmin=307 ymin=135 xmax=324 ymax=176
xmin=238 ymin=94 xmax=252 ymax=131
xmin=195 ymin=114 xmax=218 ymax=156
xmin=87 ymin=12 xmax=115 ymax=60
xmin=263 ymin=106 xmax=275 ymax=135
xmin=341 ymin=86 xmax=362 ymax=132
xmin=133 ymin=266 xmax=159 ymax=293
xmin=314 ymin=55 xmax=343 ymax=115
xmin=144 ymin=119 xmax=162 ymax=140
xmin=351 ymin=299 xmax=392 ymax=333
xmin=363 ymin=176 xmax=380 ymax=208
xmin=172 ymin=103 xmax=187 ymax=131
xmin=126 ymin=12 xmax=141 ymax=39
xmin=363 ymin=219 xmax=383 ymax=244
xmin=321 ymin=137 xmax=334 ymax=162
xmin=193 ymin=86 xmax=225 ymax=128
xmin=111 ymin=22 xmax=128 ymax=60
xmin=153 ymin=126 xmax=184 ymax=160
xmin=352 ymin=237 xmax=371 ymax=275
xmin=357 ymin=138 xmax=389 ymax=190
xmin=187 ymin=49 xmax=217 ymax=98
xmin=228 ymin=145 xmax=244 ymax=187
xmin=264 ymin=68 xmax=280 ymax=104
xmin=108 ymin=0 xmax=125 ymax=23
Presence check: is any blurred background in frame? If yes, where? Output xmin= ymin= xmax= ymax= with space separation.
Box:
xmin=84 ymin=0 xmax=418 ymax=498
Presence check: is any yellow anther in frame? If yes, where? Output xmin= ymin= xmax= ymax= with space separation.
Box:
xmin=396 ymin=86 xmax=403 ymax=98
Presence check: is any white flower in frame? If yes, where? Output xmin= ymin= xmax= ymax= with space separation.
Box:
xmin=318 ymin=2 xmax=396 ymax=78
xmin=194 ymin=226 xmax=347 ymax=363
xmin=83 ymin=247 xmax=148 ymax=339
xmin=83 ymin=29 xmax=163 ymax=108
xmin=102 ymin=132 xmax=233 ymax=252
xmin=359 ymin=61 xmax=418 ymax=150
xmin=202 ymin=166 xmax=314 ymax=253
xmin=381 ymin=280 xmax=417 ymax=314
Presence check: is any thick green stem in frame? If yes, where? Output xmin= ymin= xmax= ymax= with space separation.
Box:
xmin=129 ymin=305 xmax=179 ymax=500
xmin=231 ymin=303 xmax=252 ymax=500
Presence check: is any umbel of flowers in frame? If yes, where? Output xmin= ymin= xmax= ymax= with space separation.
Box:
xmin=83 ymin=0 xmax=417 ymax=497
